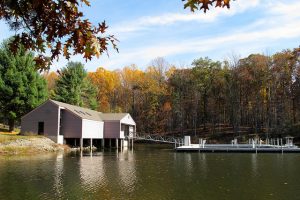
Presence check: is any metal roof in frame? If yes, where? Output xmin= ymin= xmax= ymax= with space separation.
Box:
xmin=50 ymin=100 xmax=103 ymax=121
xmin=50 ymin=100 xmax=131 ymax=122
xmin=99 ymin=113 xmax=129 ymax=121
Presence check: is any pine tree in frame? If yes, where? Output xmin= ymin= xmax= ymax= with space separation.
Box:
xmin=53 ymin=62 xmax=97 ymax=110
xmin=0 ymin=40 xmax=48 ymax=131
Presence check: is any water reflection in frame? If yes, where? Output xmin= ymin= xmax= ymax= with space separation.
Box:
xmin=117 ymin=149 xmax=137 ymax=192
xmin=199 ymin=153 xmax=207 ymax=179
xmin=251 ymin=154 xmax=258 ymax=177
xmin=53 ymin=153 xmax=64 ymax=198
xmin=76 ymin=149 xmax=137 ymax=195
xmin=79 ymin=151 xmax=106 ymax=191
xmin=1 ymin=146 xmax=300 ymax=200
xmin=184 ymin=153 xmax=193 ymax=177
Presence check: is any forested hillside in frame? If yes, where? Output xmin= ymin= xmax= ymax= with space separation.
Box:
xmin=43 ymin=48 xmax=300 ymax=141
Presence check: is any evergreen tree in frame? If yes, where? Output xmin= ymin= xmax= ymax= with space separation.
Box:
xmin=0 ymin=40 xmax=48 ymax=131
xmin=53 ymin=62 xmax=97 ymax=110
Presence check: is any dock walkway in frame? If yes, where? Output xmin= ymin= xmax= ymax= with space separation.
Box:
xmin=176 ymin=144 xmax=300 ymax=153
xmin=176 ymin=136 xmax=300 ymax=153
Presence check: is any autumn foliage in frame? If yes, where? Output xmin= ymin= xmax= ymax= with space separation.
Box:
xmin=43 ymin=48 xmax=300 ymax=141
xmin=183 ymin=0 xmax=231 ymax=12
xmin=0 ymin=0 xmax=233 ymax=70
xmin=0 ymin=0 xmax=118 ymax=70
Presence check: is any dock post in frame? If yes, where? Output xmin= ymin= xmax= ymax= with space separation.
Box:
xmin=116 ymin=138 xmax=119 ymax=150
xmin=74 ymin=139 xmax=77 ymax=147
xmin=259 ymin=138 xmax=262 ymax=146
xmin=109 ymin=139 xmax=112 ymax=148
xmin=132 ymin=138 xmax=134 ymax=149
xmin=199 ymin=138 xmax=203 ymax=149
xmin=101 ymin=139 xmax=105 ymax=149
xmin=281 ymin=138 xmax=283 ymax=154
xmin=90 ymin=138 xmax=93 ymax=150
xmin=80 ymin=138 xmax=83 ymax=150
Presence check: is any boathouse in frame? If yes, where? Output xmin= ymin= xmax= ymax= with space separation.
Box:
xmin=21 ymin=100 xmax=136 ymax=147
xmin=99 ymin=113 xmax=136 ymax=147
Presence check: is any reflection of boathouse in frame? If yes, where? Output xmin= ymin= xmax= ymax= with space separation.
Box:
xmin=21 ymin=100 xmax=136 ymax=148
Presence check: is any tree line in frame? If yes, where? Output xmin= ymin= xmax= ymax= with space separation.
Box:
xmin=1 ymin=39 xmax=300 ymax=141
xmin=46 ymin=50 xmax=300 ymax=141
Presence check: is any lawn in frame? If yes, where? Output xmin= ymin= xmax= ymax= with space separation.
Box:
xmin=0 ymin=124 xmax=20 ymax=135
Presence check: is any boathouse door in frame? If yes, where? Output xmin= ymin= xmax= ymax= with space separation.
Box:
xmin=38 ymin=122 xmax=44 ymax=135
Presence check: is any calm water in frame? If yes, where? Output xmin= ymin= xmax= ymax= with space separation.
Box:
xmin=0 ymin=144 xmax=300 ymax=200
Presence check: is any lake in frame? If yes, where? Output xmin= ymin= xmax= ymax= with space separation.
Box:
xmin=0 ymin=144 xmax=300 ymax=200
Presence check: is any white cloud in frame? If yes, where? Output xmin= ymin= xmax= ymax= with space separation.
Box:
xmin=109 ymin=0 xmax=260 ymax=34
xmin=98 ymin=0 xmax=300 ymax=70
xmin=52 ymin=0 xmax=300 ymax=71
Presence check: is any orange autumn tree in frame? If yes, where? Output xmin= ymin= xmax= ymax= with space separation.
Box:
xmin=119 ymin=65 xmax=146 ymax=113
xmin=89 ymin=67 xmax=121 ymax=112
xmin=43 ymin=71 xmax=58 ymax=96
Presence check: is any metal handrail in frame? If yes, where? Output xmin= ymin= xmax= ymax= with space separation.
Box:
xmin=128 ymin=132 xmax=183 ymax=144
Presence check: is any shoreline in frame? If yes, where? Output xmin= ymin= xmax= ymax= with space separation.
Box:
xmin=0 ymin=135 xmax=69 ymax=155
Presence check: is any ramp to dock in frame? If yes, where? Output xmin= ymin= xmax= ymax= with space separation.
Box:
xmin=133 ymin=133 xmax=183 ymax=144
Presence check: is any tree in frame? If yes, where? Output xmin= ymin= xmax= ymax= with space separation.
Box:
xmin=192 ymin=57 xmax=222 ymax=130
xmin=0 ymin=40 xmax=48 ymax=131
xmin=53 ymin=61 xmax=97 ymax=109
xmin=0 ymin=0 xmax=118 ymax=70
xmin=43 ymin=71 xmax=58 ymax=96
xmin=183 ymin=0 xmax=231 ymax=13
xmin=89 ymin=67 xmax=121 ymax=112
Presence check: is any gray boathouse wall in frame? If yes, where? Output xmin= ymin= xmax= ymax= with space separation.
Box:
xmin=21 ymin=101 xmax=59 ymax=138
xmin=103 ymin=121 xmax=120 ymax=138
xmin=61 ymin=110 xmax=82 ymax=138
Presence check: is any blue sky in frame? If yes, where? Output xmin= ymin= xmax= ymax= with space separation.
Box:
xmin=1 ymin=0 xmax=300 ymax=71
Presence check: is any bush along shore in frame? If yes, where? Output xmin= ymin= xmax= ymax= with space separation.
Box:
xmin=0 ymin=135 xmax=69 ymax=155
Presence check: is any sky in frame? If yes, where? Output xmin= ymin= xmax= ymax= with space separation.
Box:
xmin=1 ymin=0 xmax=300 ymax=71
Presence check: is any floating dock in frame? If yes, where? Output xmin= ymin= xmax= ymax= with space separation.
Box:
xmin=175 ymin=136 xmax=300 ymax=153
xmin=176 ymin=144 xmax=300 ymax=153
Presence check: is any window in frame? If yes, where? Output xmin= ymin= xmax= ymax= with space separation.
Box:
xmin=79 ymin=111 xmax=85 ymax=115
xmin=85 ymin=112 xmax=91 ymax=116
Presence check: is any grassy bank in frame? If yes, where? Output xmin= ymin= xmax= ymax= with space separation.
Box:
xmin=0 ymin=124 xmax=68 ymax=155
xmin=0 ymin=134 xmax=68 ymax=155
xmin=0 ymin=134 xmax=42 ymax=143
xmin=0 ymin=124 xmax=20 ymax=135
